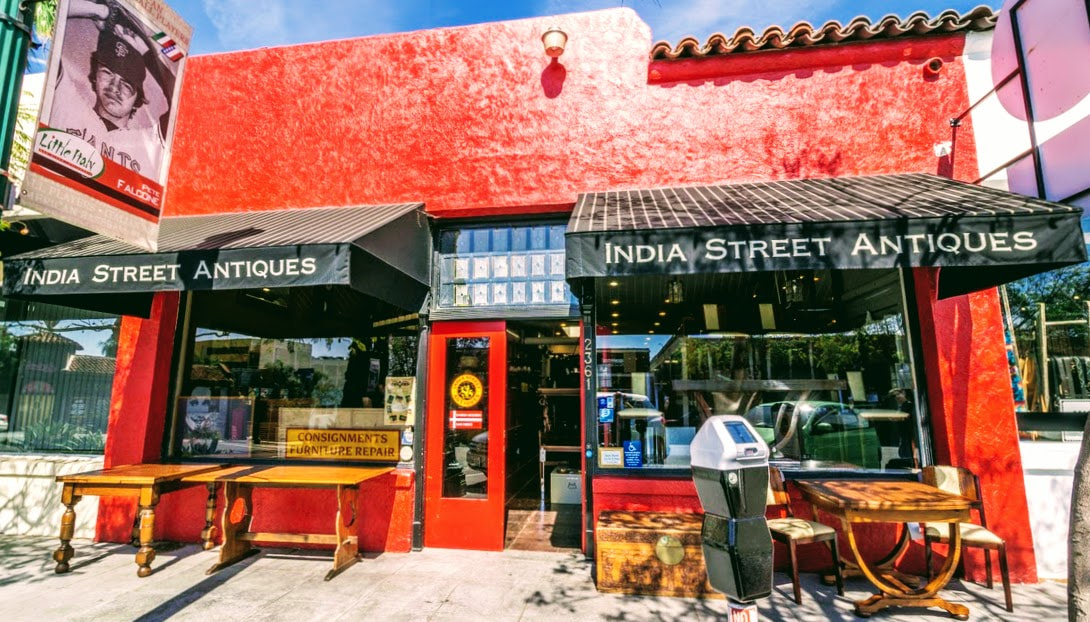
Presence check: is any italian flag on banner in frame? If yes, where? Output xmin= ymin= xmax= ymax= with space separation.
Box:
xmin=153 ymin=32 xmax=184 ymax=61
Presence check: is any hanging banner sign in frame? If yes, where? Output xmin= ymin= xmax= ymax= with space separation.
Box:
xmin=23 ymin=0 xmax=192 ymax=251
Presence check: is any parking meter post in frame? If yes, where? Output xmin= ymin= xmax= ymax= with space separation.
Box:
xmin=690 ymin=415 xmax=774 ymax=605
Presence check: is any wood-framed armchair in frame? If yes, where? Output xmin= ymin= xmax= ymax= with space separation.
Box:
xmin=920 ymin=465 xmax=1013 ymax=612
xmin=767 ymin=466 xmax=844 ymax=604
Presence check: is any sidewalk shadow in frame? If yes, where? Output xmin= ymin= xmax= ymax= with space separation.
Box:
xmin=131 ymin=552 xmax=261 ymax=622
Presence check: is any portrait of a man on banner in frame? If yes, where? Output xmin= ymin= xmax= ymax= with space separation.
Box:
xmin=24 ymin=0 xmax=191 ymax=251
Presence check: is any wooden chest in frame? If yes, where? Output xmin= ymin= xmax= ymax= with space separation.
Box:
xmin=595 ymin=510 xmax=722 ymax=598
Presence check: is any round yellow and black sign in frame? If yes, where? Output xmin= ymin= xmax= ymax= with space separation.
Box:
xmin=450 ymin=373 xmax=484 ymax=408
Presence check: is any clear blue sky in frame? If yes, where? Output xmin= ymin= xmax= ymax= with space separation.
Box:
xmin=164 ymin=0 xmax=1003 ymax=56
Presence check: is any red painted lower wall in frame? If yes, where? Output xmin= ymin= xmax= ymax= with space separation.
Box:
xmin=156 ymin=469 xmax=416 ymax=552
xmin=591 ymin=475 xmax=928 ymax=576
xmin=913 ymin=268 xmax=1037 ymax=583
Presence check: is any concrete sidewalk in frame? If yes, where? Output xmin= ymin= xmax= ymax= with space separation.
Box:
xmin=0 ymin=536 xmax=1067 ymax=621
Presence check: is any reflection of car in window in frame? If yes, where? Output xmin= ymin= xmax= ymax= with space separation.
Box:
xmin=466 ymin=431 xmax=488 ymax=472
xmin=744 ymin=401 xmax=882 ymax=468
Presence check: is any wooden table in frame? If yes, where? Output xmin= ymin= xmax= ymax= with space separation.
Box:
xmin=53 ymin=463 xmax=225 ymax=577
xmin=182 ymin=465 xmax=393 ymax=580
xmin=795 ymin=480 xmax=972 ymax=619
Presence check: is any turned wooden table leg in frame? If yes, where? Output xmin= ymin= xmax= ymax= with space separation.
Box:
xmin=327 ymin=484 xmax=361 ymax=581
xmin=200 ymin=483 xmax=218 ymax=550
xmin=53 ymin=485 xmax=81 ymax=574
xmin=134 ymin=487 xmax=160 ymax=578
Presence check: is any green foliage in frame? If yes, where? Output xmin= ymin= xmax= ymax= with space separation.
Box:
xmin=1005 ymin=264 xmax=1090 ymax=332
xmin=255 ymin=359 xmax=327 ymax=399
xmin=33 ymin=0 xmax=57 ymax=40
xmin=20 ymin=420 xmax=106 ymax=453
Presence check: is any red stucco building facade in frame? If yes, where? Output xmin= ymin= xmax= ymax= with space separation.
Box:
xmin=37 ymin=6 xmax=1081 ymax=586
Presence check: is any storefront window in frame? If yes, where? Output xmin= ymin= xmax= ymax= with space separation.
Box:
xmin=1004 ymin=241 xmax=1090 ymax=440
xmin=0 ymin=297 xmax=119 ymax=454
xmin=594 ymin=269 xmax=920 ymax=471
xmin=172 ymin=289 xmax=417 ymax=462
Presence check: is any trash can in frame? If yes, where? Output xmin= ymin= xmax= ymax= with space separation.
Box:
xmin=690 ymin=415 xmax=773 ymax=603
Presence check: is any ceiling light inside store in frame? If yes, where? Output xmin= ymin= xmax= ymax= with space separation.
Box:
xmin=611 ymin=300 xmax=619 ymax=305
xmin=609 ymin=281 xmax=619 ymax=287
xmin=703 ymin=304 xmax=720 ymax=331
xmin=667 ymin=278 xmax=684 ymax=304
xmin=658 ymin=311 xmax=666 ymax=317
xmin=759 ymin=303 xmax=776 ymax=330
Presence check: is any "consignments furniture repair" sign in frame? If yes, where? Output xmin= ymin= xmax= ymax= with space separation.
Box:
xmin=285 ymin=428 xmax=398 ymax=461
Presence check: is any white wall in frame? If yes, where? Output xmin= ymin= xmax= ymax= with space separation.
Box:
xmin=1020 ymin=441 xmax=1080 ymax=578
xmin=0 ymin=454 xmax=103 ymax=538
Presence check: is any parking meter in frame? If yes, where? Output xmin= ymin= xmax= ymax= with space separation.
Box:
xmin=690 ymin=415 xmax=773 ymax=603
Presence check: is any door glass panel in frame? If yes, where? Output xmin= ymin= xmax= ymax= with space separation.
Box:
xmin=442 ymin=337 xmax=490 ymax=498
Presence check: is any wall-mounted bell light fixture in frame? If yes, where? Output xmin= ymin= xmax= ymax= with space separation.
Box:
xmin=666 ymin=277 xmax=684 ymax=304
xmin=542 ymin=26 xmax=567 ymax=58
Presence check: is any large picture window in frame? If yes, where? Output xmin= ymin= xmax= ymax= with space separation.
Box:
xmin=0 ymin=297 xmax=119 ymax=454
xmin=170 ymin=288 xmax=418 ymax=462
xmin=593 ymin=269 xmax=921 ymax=471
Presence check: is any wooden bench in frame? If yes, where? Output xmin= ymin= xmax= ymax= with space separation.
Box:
xmin=53 ymin=464 xmax=225 ymax=577
xmin=595 ymin=510 xmax=722 ymax=598
xmin=182 ymin=465 xmax=392 ymax=580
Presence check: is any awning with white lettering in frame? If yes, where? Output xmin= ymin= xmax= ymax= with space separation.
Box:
xmin=2 ymin=204 xmax=432 ymax=313
xmin=565 ymin=174 xmax=1087 ymax=297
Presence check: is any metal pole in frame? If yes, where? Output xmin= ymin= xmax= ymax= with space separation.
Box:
xmin=1039 ymin=302 xmax=1049 ymax=411
xmin=0 ymin=0 xmax=36 ymax=207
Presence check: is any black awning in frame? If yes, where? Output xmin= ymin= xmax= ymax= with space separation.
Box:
xmin=2 ymin=204 xmax=432 ymax=310
xmin=565 ymin=174 xmax=1087 ymax=297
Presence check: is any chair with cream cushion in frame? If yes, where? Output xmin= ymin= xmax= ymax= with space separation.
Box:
xmin=920 ymin=465 xmax=1013 ymax=612
xmin=767 ymin=466 xmax=844 ymax=604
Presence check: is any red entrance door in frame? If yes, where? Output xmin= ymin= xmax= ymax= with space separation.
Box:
xmin=424 ymin=321 xmax=506 ymax=550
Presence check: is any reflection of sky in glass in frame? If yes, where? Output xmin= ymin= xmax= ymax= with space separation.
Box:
xmin=597 ymin=334 xmax=671 ymax=359
xmin=4 ymin=319 xmax=116 ymax=357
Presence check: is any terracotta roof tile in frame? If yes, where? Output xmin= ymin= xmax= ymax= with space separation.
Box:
xmin=20 ymin=331 xmax=82 ymax=348
xmin=65 ymin=355 xmax=115 ymax=375
xmin=650 ymin=6 xmax=997 ymax=60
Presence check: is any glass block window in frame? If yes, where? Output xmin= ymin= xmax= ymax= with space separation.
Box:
xmin=436 ymin=224 xmax=574 ymax=309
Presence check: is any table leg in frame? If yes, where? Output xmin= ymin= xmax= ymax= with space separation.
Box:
xmin=207 ymin=482 xmax=258 ymax=574
xmin=134 ymin=487 xmax=160 ymax=578
xmin=53 ymin=484 xmax=81 ymax=574
xmin=326 ymin=484 xmax=360 ymax=581
xmin=847 ymin=521 xmax=968 ymax=619
xmin=200 ymin=483 xmax=218 ymax=550
xmin=822 ymin=521 xmax=919 ymax=588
